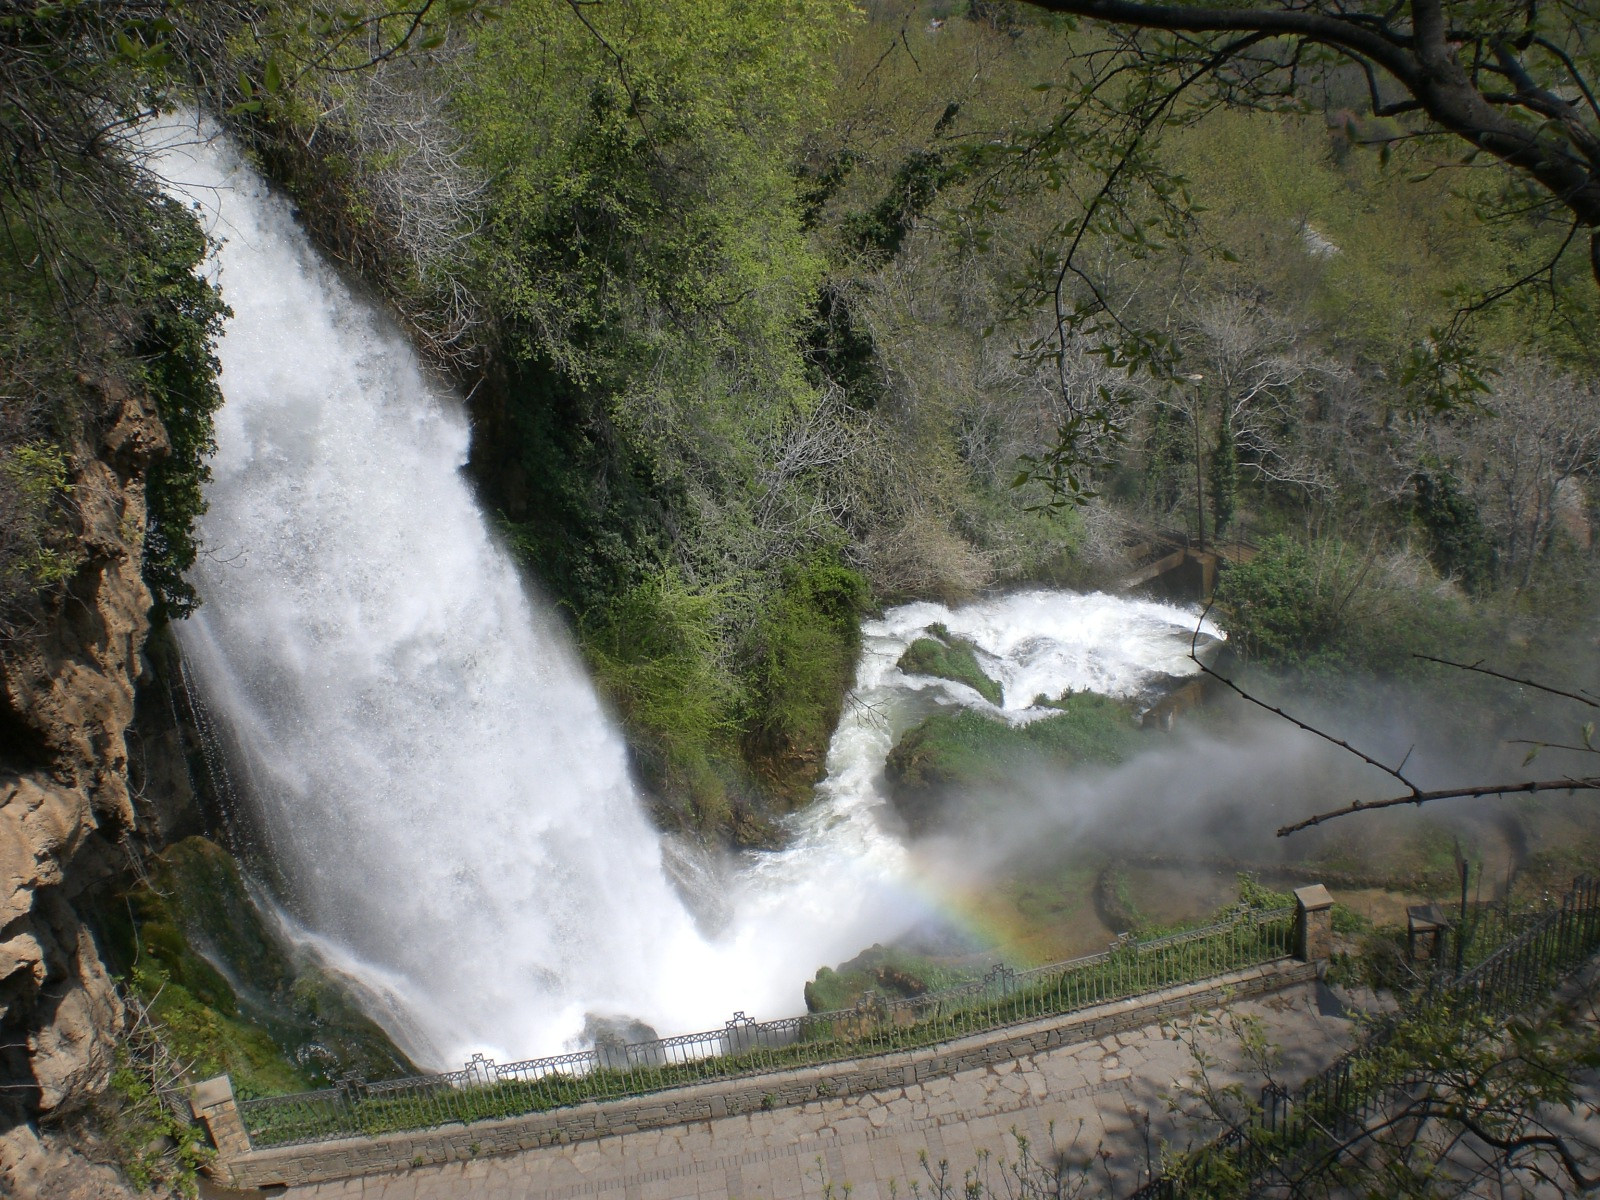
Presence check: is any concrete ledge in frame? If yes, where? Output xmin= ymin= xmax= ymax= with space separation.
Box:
xmin=218 ymin=958 xmax=1315 ymax=1189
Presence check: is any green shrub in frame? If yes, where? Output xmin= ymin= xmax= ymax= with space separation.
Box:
xmin=581 ymin=571 xmax=746 ymax=828
xmin=745 ymin=556 xmax=870 ymax=796
xmin=1413 ymin=468 xmax=1496 ymax=595
xmin=134 ymin=199 xmax=229 ymax=622
xmin=0 ymin=440 xmax=78 ymax=601
xmin=1216 ymin=535 xmax=1487 ymax=679
xmin=1214 ymin=536 xmax=1346 ymax=670
xmin=1233 ymin=873 xmax=1295 ymax=913
xmin=99 ymin=1037 xmax=212 ymax=1198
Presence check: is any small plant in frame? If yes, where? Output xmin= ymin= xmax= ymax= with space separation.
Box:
xmin=0 ymin=440 xmax=79 ymax=610
xmin=96 ymin=992 xmax=213 ymax=1199
xmin=1330 ymin=903 xmax=1370 ymax=936
xmin=1234 ymin=873 xmax=1295 ymax=913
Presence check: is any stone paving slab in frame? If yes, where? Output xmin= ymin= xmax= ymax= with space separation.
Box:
xmin=240 ymin=979 xmax=1357 ymax=1200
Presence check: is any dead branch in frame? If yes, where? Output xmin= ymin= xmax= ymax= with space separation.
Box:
xmin=1189 ymin=603 xmax=1421 ymax=790
xmin=1187 ymin=607 xmax=1600 ymax=837
xmin=1413 ymin=654 xmax=1600 ymax=709
xmin=1275 ymin=777 xmax=1600 ymax=837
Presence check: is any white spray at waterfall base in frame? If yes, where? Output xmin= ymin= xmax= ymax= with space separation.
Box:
xmin=137 ymin=113 xmax=1219 ymax=1070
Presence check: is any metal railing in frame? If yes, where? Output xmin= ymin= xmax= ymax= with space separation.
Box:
xmin=1128 ymin=875 xmax=1600 ymax=1200
xmin=238 ymin=905 xmax=1296 ymax=1149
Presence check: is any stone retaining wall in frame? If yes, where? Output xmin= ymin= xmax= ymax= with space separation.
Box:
xmin=212 ymin=958 xmax=1317 ymax=1189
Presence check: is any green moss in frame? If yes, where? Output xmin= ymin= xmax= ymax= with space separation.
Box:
xmin=124 ymin=962 xmax=311 ymax=1099
xmin=581 ymin=571 xmax=746 ymax=833
xmin=98 ymin=838 xmax=413 ymax=1093
xmin=885 ymin=695 xmax=1143 ymax=832
xmin=745 ymin=557 xmax=871 ymax=804
xmin=897 ymin=628 xmax=1003 ymax=705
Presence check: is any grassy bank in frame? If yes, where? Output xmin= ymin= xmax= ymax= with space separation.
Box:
xmin=94 ymin=838 xmax=413 ymax=1097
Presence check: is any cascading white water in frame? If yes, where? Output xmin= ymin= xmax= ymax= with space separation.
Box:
xmin=139 ymin=115 xmax=733 ymax=1065
xmin=137 ymin=113 xmax=1222 ymax=1069
xmin=721 ymin=591 xmax=1224 ymax=970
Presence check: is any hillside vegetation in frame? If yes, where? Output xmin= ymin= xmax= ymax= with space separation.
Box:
xmin=6 ymin=1 xmax=1595 ymax=837
xmin=186 ymin=0 xmax=1595 ymax=841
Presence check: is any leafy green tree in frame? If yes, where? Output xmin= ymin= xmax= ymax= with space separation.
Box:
xmin=1413 ymin=467 xmax=1496 ymax=595
xmin=455 ymin=0 xmax=853 ymax=386
xmin=1214 ymin=536 xmax=1346 ymax=669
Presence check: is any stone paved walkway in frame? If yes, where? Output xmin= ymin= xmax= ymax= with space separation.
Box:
xmin=245 ymin=980 xmax=1358 ymax=1200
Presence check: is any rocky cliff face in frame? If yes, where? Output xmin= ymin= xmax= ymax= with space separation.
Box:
xmin=0 ymin=376 xmax=167 ymax=1130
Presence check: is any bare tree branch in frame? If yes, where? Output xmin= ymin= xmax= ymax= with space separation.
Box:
xmin=1413 ymin=654 xmax=1600 ymax=708
xmin=1189 ymin=602 xmax=1423 ymax=790
xmin=1276 ymin=776 xmax=1600 ymax=836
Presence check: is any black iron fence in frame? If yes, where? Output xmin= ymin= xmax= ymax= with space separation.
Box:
xmin=237 ymin=905 xmax=1296 ymax=1149
xmin=1128 ymin=875 xmax=1600 ymax=1200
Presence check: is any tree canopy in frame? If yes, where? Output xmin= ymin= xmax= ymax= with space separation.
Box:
xmin=1012 ymin=0 xmax=1600 ymax=286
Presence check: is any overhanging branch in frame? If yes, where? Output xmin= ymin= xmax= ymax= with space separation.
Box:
xmin=1276 ymin=777 xmax=1600 ymax=836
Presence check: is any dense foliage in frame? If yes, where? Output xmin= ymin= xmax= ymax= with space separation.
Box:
xmin=0 ymin=1 xmax=229 ymax=625
xmin=171 ymin=0 xmax=1600 ymax=837
xmin=133 ymin=200 xmax=229 ymax=620
xmin=7 ymin=5 xmax=1600 ymax=1194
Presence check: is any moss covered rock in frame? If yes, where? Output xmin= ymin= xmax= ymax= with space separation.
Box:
xmin=896 ymin=625 xmax=1003 ymax=705
xmin=96 ymin=837 xmax=413 ymax=1094
xmin=803 ymin=944 xmax=975 ymax=1013
xmin=884 ymin=694 xmax=1143 ymax=834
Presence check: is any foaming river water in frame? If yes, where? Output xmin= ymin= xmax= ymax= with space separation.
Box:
xmin=137 ymin=112 xmax=1218 ymax=1069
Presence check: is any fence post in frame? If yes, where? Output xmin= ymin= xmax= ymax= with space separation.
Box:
xmin=1294 ymin=884 xmax=1335 ymax=964
xmin=189 ymin=1075 xmax=252 ymax=1171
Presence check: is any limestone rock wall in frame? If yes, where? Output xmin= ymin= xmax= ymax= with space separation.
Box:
xmin=0 ymin=377 xmax=168 ymax=1123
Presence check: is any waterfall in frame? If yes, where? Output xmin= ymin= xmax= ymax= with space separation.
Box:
xmin=136 ymin=113 xmax=1220 ymax=1070
xmin=139 ymin=115 xmax=728 ymax=1065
